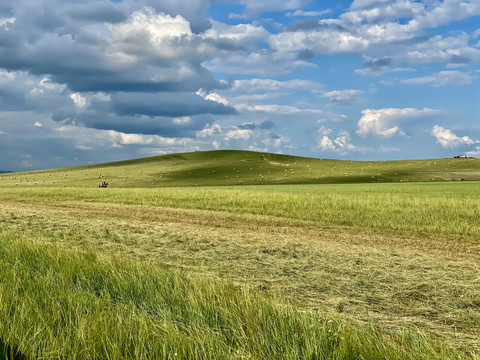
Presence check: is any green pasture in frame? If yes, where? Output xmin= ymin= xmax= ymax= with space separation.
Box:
xmin=1 ymin=151 xmax=480 ymax=359
xmin=1 ymin=150 xmax=479 ymax=188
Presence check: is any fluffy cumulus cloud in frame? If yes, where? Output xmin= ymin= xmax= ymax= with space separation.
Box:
xmin=0 ymin=0 xmax=479 ymax=170
xmin=205 ymin=20 xmax=268 ymax=47
xmin=318 ymin=126 xmax=367 ymax=154
xmin=0 ymin=2 xmax=240 ymax=132
xmin=431 ymin=125 xmax=478 ymax=148
xmin=197 ymin=123 xmax=253 ymax=141
xmin=357 ymin=108 xmax=440 ymax=138
xmin=269 ymin=0 xmax=480 ymax=75
xmin=103 ymin=129 xmax=195 ymax=148
xmin=224 ymin=128 xmax=252 ymax=140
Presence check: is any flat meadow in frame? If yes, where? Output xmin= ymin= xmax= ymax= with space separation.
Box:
xmin=1 ymin=178 xmax=479 ymax=359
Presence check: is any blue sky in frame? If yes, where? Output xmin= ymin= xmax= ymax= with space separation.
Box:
xmin=0 ymin=0 xmax=479 ymax=171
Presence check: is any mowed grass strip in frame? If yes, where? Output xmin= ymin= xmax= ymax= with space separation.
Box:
xmin=0 ymin=234 xmax=464 ymax=360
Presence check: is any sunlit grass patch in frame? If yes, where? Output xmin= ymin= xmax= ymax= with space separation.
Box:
xmin=0 ymin=234 xmax=464 ymax=359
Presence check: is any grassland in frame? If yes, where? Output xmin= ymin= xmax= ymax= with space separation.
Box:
xmin=1 ymin=151 xmax=480 ymax=359
xmin=1 ymin=150 xmax=479 ymax=188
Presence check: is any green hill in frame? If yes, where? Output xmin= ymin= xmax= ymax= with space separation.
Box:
xmin=1 ymin=150 xmax=479 ymax=188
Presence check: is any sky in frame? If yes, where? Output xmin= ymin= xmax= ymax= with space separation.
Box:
xmin=0 ymin=0 xmax=479 ymax=171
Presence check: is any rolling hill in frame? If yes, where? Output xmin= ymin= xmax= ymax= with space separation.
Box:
xmin=1 ymin=150 xmax=479 ymax=188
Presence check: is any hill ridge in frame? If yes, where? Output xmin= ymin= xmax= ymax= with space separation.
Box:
xmin=1 ymin=150 xmax=479 ymax=188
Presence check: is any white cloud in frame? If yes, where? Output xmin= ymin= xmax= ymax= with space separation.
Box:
xmin=204 ymin=50 xmax=315 ymax=76
xmin=378 ymin=145 xmax=401 ymax=153
xmin=346 ymin=0 xmax=424 ymax=23
xmin=197 ymin=123 xmax=223 ymax=138
xmin=432 ymin=125 xmax=477 ymax=148
xmin=109 ymin=8 xmax=193 ymax=61
xmin=204 ymin=93 xmax=229 ymax=105
xmin=348 ymin=0 xmax=480 ymax=29
xmin=0 ymin=130 xmax=6 ymax=135
xmin=231 ymin=78 xmax=322 ymax=92
xmin=272 ymin=135 xmax=289 ymax=148
xmin=466 ymin=146 xmax=480 ymax=157
xmin=269 ymin=27 xmax=371 ymax=55
xmin=355 ymin=33 xmax=480 ymax=75
xmin=0 ymin=70 xmax=20 ymax=84
xmin=229 ymin=92 xmax=289 ymax=103
xmin=414 ymin=0 xmax=480 ymax=29
xmin=100 ymin=129 xmax=193 ymax=148
xmin=173 ymin=116 xmax=191 ymax=125
xmin=406 ymin=33 xmax=480 ymax=64
xmin=318 ymin=127 xmax=366 ymax=153
xmin=34 ymin=122 xmax=43 ymax=127
xmin=38 ymin=78 xmax=65 ymax=91
xmin=357 ymin=108 xmax=440 ymax=138
xmin=75 ymin=144 xmax=94 ymax=151
xmin=103 ymin=6 xmax=243 ymax=85
xmin=333 ymin=130 xmax=356 ymax=151
xmin=323 ymin=89 xmax=365 ymax=106
xmin=319 ymin=135 xmax=336 ymax=151
xmin=234 ymin=103 xmax=325 ymax=115
xmin=264 ymin=134 xmax=290 ymax=149
xmin=401 ymin=71 xmax=475 ymax=87
xmin=270 ymin=2 xmax=480 ymax=75
xmin=52 ymin=124 xmax=196 ymax=158
xmin=287 ymin=9 xmax=331 ymax=17
xmin=225 ymin=128 xmax=252 ymax=140
xmin=0 ymin=17 xmax=15 ymax=28
xmin=104 ymin=130 xmax=155 ymax=147
xmin=197 ymin=123 xmax=253 ymax=142
xmin=70 ymin=93 xmax=87 ymax=108
xmin=349 ymin=0 xmax=392 ymax=10
xmin=205 ymin=21 xmax=268 ymax=46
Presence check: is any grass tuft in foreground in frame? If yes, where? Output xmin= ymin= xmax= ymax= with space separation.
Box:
xmin=0 ymin=232 xmax=463 ymax=360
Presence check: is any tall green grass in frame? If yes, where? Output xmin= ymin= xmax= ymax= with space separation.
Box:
xmin=0 ymin=232 xmax=464 ymax=360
